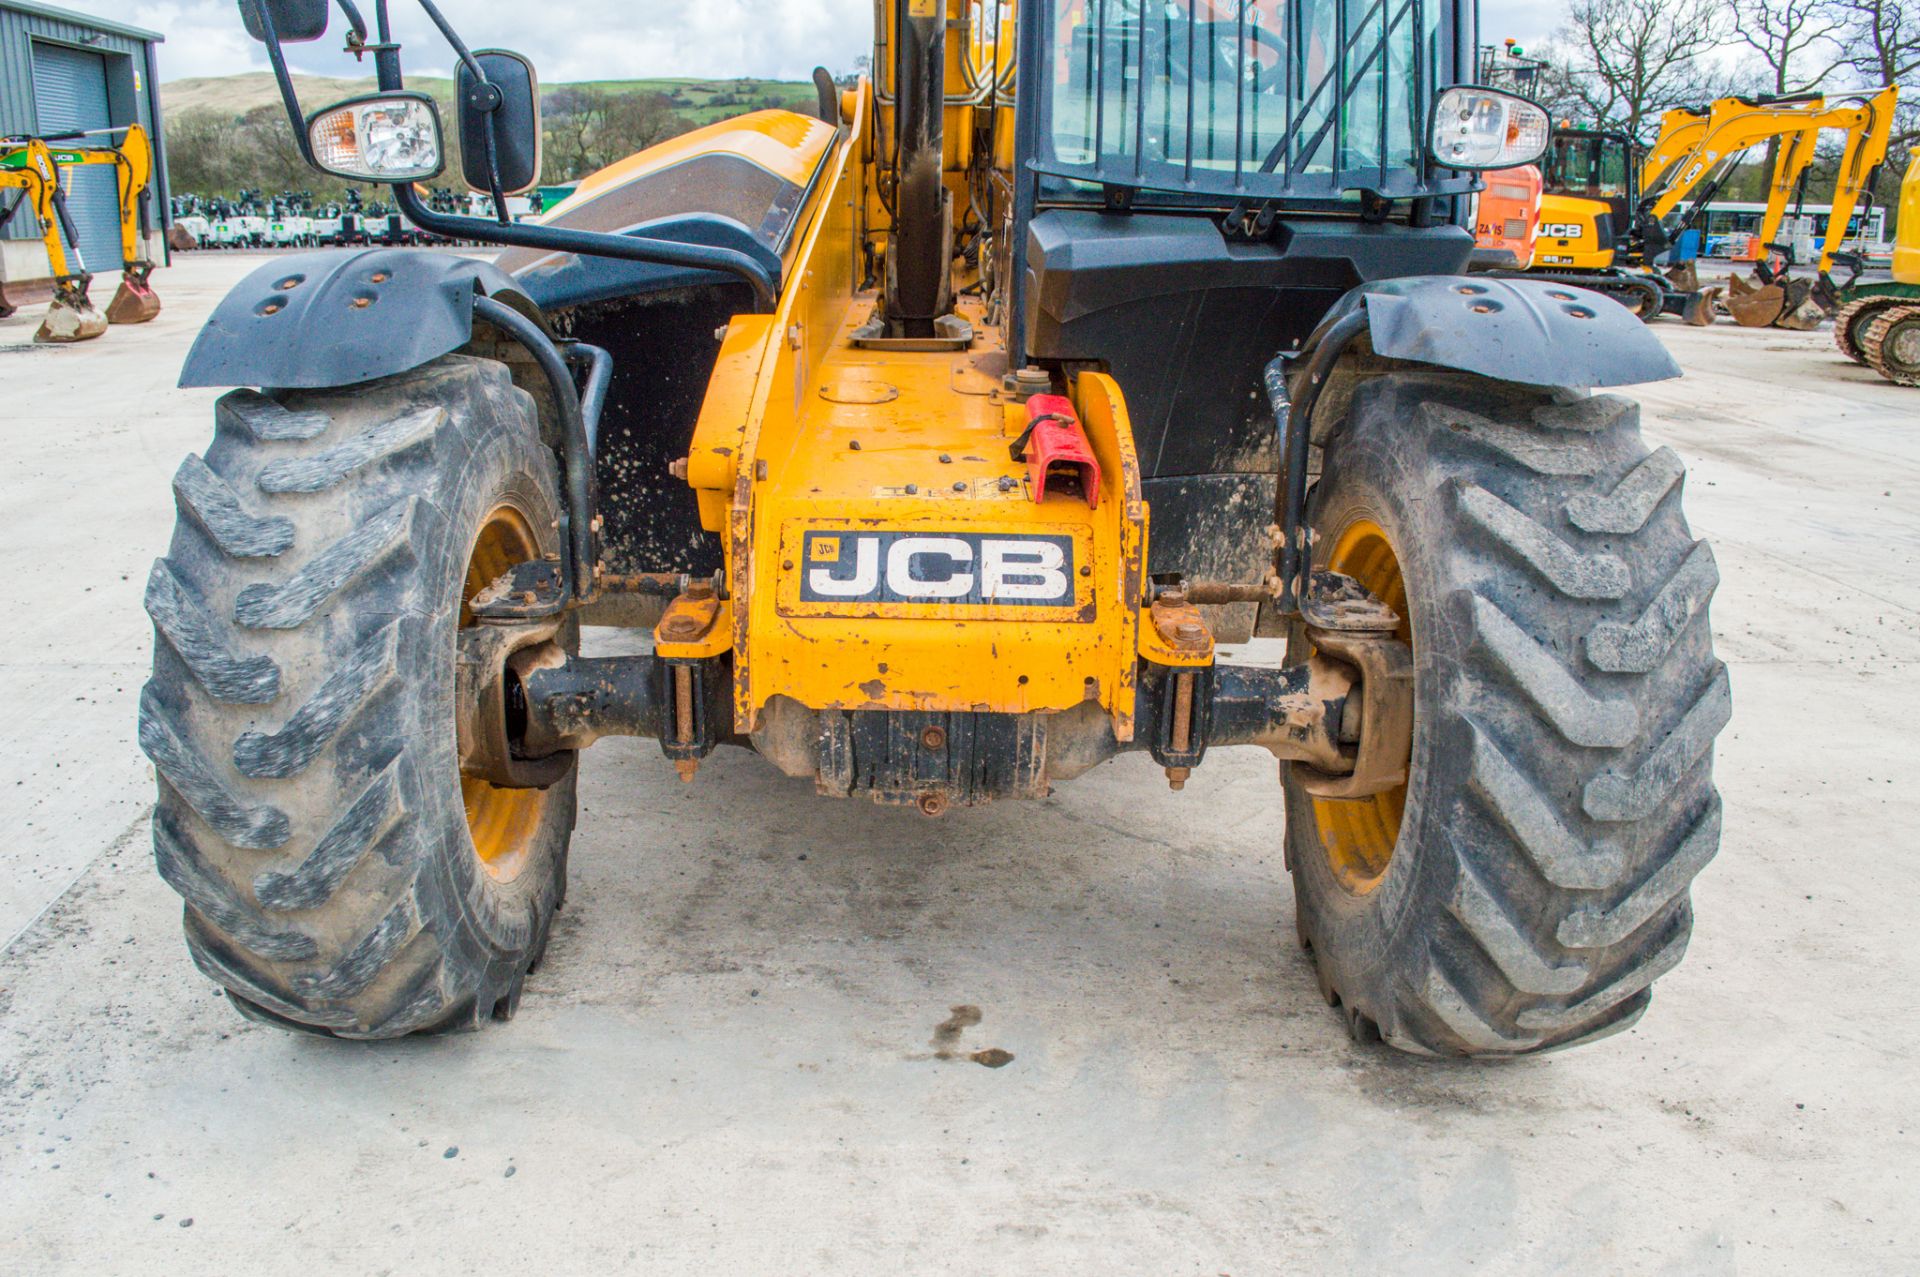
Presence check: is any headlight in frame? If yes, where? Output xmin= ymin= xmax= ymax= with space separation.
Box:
xmin=306 ymin=94 xmax=444 ymax=182
xmin=1428 ymin=87 xmax=1550 ymax=170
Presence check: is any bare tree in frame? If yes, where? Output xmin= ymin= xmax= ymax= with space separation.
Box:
xmin=1733 ymin=0 xmax=1849 ymax=94
xmin=1536 ymin=0 xmax=1735 ymax=142
xmin=1833 ymin=0 xmax=1920 ymax=88
xmin=541 ymin=87 xmax=692 ymax=180
xmin=542 ymin=86 xmax=609 ymax=180
xmin=595 ymin=93 xmax=688 ymax=162
xmin=1830 ymin=0 xmax=1920 ymax=221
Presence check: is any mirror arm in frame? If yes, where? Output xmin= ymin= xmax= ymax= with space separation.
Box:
xmin=335 ymin=0 xmax=368 ymax=41
xmin=242 ymin=0 xmax=322 ymax=167
xmin=416 ymin=0 xmax=490 ymax=84
xmin=389 ymin=183 xmax=777 ymax=309
xmin=483 ymin=121 xmax=511 ymax=226
xmin=243 ymin=0 xmax=771 ymax=305
xmin=371 ymin=0 xmax=402 ymax=90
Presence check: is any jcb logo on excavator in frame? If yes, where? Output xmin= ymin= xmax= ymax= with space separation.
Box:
xmin=797 ymin=530 xmax=1074 ymax=607
xmin=1541 ymin=222 xmax=1584 ymax=239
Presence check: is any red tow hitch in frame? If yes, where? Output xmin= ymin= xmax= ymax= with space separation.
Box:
xmin=1010 ymin=392 xmax=1102 ymax=508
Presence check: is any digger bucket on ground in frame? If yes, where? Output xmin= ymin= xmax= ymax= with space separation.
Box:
xmin=106 ymin=272 xmax=161 ymax=324
xmin=1682 ymin=288 xmax=1721 ymax=326
xmin=34 ymin=284 xmax=108 ymax=343
xmin=1776 ymin=278 xmax=1829 ymax=331
xmin=1667 ymin=261 xmax=1702 ymax=294
xmin=1726 ymin=273 xmax=1786 ymax=327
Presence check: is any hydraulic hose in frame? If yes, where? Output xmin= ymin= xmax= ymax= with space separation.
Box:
xmin=560 ymin=340 xmax=612 ymax=458
xmin=473 ymin=296 xmax=595 ymax=601
xmin=1265 ymin=308 xmax=1369 ymax=613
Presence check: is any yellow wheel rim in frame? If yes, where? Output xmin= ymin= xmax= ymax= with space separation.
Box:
xmin=1310 ymin=518 xmax=1411 ymax=896
xmin=459 ymin=505 xmax=546 ymax=882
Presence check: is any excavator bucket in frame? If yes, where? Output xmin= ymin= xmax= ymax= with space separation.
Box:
xmin=1777 ymin=278 xmax=1829 ymax=330
xmin=1726 ymin=272 xmax=1786 ymax=327
xmin=1682 ymin=287 xmax=1721 ymax=326
xmin=34 ymin=282 xmax=108 ymax=343
xmin=1667 ymin=261 xmax=1701 ymax=294
xmin=105 ymin=271 xmax=161 ymax=324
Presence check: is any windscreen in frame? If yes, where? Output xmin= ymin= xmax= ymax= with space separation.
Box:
xmin=1031 ymin=0 xmax=1460 ymax=204
xmin=1547 ymin=134 xmax=1630 ymax=199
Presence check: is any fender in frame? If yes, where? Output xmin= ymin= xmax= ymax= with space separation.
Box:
xmin=179 ymin=248 xmax=540 ymax=389
xmin=1307 ymin=274 xmax=1682 ymax=390
xmin=1266 ymin=275 xmax=1681 ymax=612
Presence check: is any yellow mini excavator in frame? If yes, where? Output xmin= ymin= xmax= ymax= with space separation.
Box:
xmin=1480 ymin=88 xmax=1899 ymax=327
xmin=1829 ymin=144 xmax=1920 ymax=385
xmin=0 ymin=124 xmax=162 ymax=340
xmin=1690 ymin=87 xmax=1902 ymax=327
xmin=0 ymin=135 xmax=107 ymax=341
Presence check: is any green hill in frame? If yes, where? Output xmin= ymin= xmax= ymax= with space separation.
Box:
xmin=161 ymin=73 xmax=815 ymax=127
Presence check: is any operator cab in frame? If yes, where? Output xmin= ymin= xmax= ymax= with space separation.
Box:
xmin=1019 ymin=0 xmax=1479 ymax=628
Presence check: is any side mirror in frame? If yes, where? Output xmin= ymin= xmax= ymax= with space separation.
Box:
xmin=239 ymin=0 xmax=329 ymax=43
xmin=458 ymin=50 xmax=543 ymax=196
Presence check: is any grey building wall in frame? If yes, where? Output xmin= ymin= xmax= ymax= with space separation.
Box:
xmin=0 ymin=1 xmax=167 ymax=287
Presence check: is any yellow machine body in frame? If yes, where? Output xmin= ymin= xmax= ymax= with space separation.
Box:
xmin=1526 ymin=189 xmax=1615 ymax=268
xmin=677 ymin=79 xmax=1150 ymax=739
xmin=1892 ymin=146 xmax=1920 ymax=285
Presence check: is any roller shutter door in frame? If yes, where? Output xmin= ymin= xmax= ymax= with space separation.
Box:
xmin=31 ymin=42 xmax=122 ymax=275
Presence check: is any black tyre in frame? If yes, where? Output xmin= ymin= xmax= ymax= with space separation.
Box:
xmin=1285 ymin=372 xmax=1728 ymax=1056
xmin=140 ymin=354 xmax=576 ymax=1037
xmin=1863 ymin=305 xmax=1920 ymax=388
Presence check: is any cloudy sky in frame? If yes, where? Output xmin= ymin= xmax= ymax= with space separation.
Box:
xmin=66 ymin=0 xmax=1568 ymax=83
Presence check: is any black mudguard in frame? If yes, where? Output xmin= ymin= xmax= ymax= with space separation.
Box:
xmin=1312 ymin=275 xmax=1682 ymax=389
xmin=179 ymin=249 xmax=540 ymax=389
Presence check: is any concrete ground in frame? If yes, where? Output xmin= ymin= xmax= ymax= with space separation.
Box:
xmin=1 ymin=252 xmax=1914 ymax=1274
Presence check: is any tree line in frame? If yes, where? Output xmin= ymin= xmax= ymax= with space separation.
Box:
xmin=1518 ymin=0 xmax=1918 ymax=209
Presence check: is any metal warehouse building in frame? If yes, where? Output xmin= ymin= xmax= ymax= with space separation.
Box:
xmin=0 ymin=1 xmax=167 ymax=298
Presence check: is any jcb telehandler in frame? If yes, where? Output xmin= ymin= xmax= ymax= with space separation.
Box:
xmin=140 ymin=0 xmax=1727 ymax=1055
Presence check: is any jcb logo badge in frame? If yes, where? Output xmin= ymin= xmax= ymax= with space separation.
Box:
xmin=776 ymin=524 xmax=1096 ymax=622
xmin=799 ymin=530 xmax=1074 ymax=607
xmin=1541 ymin=222 xmax=1584 ymax=240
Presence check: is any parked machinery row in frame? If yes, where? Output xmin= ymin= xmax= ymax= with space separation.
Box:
xmin=168 ymin=188 xmax=541 ymax=251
